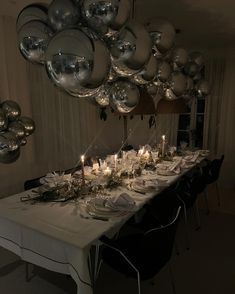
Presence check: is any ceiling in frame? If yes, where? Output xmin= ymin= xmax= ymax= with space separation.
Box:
xmin=2 ymin=0 xmax=235 ymax=50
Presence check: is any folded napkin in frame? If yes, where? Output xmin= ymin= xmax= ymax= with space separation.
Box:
xmin=169 ymin=159 xmax=182 ymax=171
xmin=39 ymin=172 xmax=72 ymax=190
xmin=105 ymin=193 xmax=135 ymax=211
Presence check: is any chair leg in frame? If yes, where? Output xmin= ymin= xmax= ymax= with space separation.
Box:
xmin=203 ymin=189 xmax=210 ymax=214
xmin=168 ymin=262 xmax=176 ymax=294
xmin=25 ymin=262 xmax=36 ymax=282
xmin=182 ymin=202 xmax=190 ymax=250
xmin=216 ymin=182 xmax=221 ymax=206
xmin=194 ymin=202 xmax=201 ymax=230
xmin=137 ymin=271 xmax=141 ymax=294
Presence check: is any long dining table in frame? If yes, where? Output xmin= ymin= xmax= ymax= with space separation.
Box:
xmin=0 ymin=154 xmax=207 ymax=294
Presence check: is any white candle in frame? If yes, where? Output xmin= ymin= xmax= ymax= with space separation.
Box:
xmin=162 ymin=135 xmax=165 ymax=157
xmin=81 ymin=155 xmax=85 ymax=184
xmin=114 ymin=154 xmax=117 ymax=171
xmin=104 ymin=166 xmax=112 ymax=176
xmin=138 ymin=147 xmax=144 ymax=157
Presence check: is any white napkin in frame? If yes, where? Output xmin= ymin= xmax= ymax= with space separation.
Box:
xmin=105 ymin=193 xmax=135 ymax=211
xmin=39 ymin=172 xmax=72 ymax=189
xmin=169 ymin=159 xmax=182 ymax=171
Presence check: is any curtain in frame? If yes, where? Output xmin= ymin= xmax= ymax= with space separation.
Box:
xmin=205 ymin=54 xmax=235 ymax=187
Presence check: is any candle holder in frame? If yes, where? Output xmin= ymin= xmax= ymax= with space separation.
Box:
xmin=81 ymin=155 xmax=85 ymax=186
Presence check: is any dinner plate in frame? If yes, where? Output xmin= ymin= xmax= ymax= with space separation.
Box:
xmin=86 ymin=202 xmax=127 ymax=217
xmin=157 ymin=169 xmax=175 ymax=176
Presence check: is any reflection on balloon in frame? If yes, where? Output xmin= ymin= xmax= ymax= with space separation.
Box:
xmin=18 ymin=117 xmax=36 ymax=136
xmin=147 ymin=19 xmax=176 ymax=54
xmin=46 ymin=28 xmax=110 ymax=93
xmin=94 ymin=85 xmax=110 ymax=106
xmin=171 ymin=47 xmax=188 ymax=68
xmin=132 ymin=54 xmax=158 ymax=85
xmin=1 ymin=100 xmax=21 ymax=121
xmin=8 ymin=121 xmax=26 ymax=139
xmin=111 ymin=21 xmax=152 ymax=76
xmin=164 ymin=88 xmax=177 ymax=100
xmin=186 ymin=76 xmax=194 ymax=92
xmin=169 ymin=71 xmax=187 ymax=96
xmin=196 ymin=79 xmax=210 ymax=97
xmin=18 ymin=20 xmax=52 ymax=64
xmin=184 ymin=61 xmax=199 ymax=77
xmin=48 ymin=0 xmax=80 ymax=31
xmin=146 ymin=83 xmax=158 ymax=96
xmin=82 ymin=0 xmax=131 ymax=37
xmin=16 ymin=4 xmax=48 ymax=32
xmin=189 ymin=51 xmax=204 ymax=69
xmin=109 ymin=80 xmax=140 ymax=113
xmin=0 ymin=148 xmax=20 ymax=164
xmin=156 ymin=60 xmax=171 ymax=82
xmin=0 ymin=109 xmax=8 ymax=131
xmin=0 ymin=132 xmax=19 ymax=152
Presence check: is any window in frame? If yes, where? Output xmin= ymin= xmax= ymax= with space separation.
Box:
xmin=177 ymin=97 xmax=205 ymax=149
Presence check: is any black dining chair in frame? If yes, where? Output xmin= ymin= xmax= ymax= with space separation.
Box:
xmin=99 ymin=205 xmax=181 ymax=294
xmin=204 ymin=155 xmax=224 ymax=210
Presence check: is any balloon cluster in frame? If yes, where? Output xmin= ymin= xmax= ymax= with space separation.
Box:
xmin=17 ymin=0 xmax=210 ymax=114
xmin=0 ymin=100 xmax=35 ymax=164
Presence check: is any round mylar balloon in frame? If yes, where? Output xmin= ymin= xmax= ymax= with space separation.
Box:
xmin=82 ymin=0 xmax=131 ymax=37
xmin=18 ymin=117 xmax=36 ymax=136
xmin=164 ymin=88 xmax=177 ymax=100
xmin=0 ymin=109 xmax=8 ymax=131
xmin=109 ymin=80 xmax=140 ymax=113
xmin=1 ymin=100 xmax=21 ymax=121
xmin=132 ymin=54 xmax=158 ymax=85
xmin=0 ymin=132 xmax=19 ymax=152
xmin=155 ymin=60 xmax=171 ymax=83
xmin=189 ymin=51 xmax=204 ymax=69
xmin=111 ymin=21 xmax=152 ymax=77
xmin=184 ymin=61 xmax=199 ymax=77
xmin=18 ymin=20 xmax=52 ymax=64
xmin=46 ymin=28 xmax=110 ymax=96
xmin=8 ymin=121 xmax=26 ymax=139
xmin=186 ymin=76 xmax=194 ymax=92
xmin=195 ymin=79 xmax=210 ymax=97
xmin=48 ymin=0 xmax=80 ymax=31
xmin=146 ymin=83 xmax=158 ymax=96
xmin=16 ymin=4 xmax=48 ymax=32
xmin=171 ymin=47 xmax=188 ymax=69
xmin=147 ymin=19 xmax=176 ymax=54
xmin=94 ymin=85 xmax=110 ymax=106
xmin=0 ymin=148 xmax=20 ymax=164
xmin=169 ymin=71 xmax=187 ymax=96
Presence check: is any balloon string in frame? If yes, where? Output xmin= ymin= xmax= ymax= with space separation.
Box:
xmin=116 ymin=117 xmax=141 ymax=156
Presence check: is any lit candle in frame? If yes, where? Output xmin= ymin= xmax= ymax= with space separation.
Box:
xmin=81 ymin=155 xmax=85 ymax=185
xmin=162 ymin=135 xmax=165 ymax=157
xmin=138 ymin=147 xmax=144 ymax=157
xmin=114 ymin=154 xmax=117 ymax=171
xmin=104 ymin=166 xmax=112 ymax=176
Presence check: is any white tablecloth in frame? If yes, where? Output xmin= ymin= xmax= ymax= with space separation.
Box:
xmin=0 ymin=157 xmax=205 ymax=293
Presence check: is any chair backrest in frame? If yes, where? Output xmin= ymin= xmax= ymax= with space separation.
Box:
xmin=24 ymin=177 xmax=43 ymax=191
xmin=142 ymin=206 xmax=181 ymax=265
xmin=208 ymin=155 xmax=224 ymax=182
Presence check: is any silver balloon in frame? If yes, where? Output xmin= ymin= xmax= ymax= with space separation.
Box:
xmin=82 ymin=0 xmax=131 ymax=37
xmin=8 ymin=121 xmax=26 ymax=139
xmin=184 ymin=61 xmax=199 ymax=77
xmin=109 ymin=80 xmax=140 ymax=113
xmin=16 ymin=4 xmax=48 ymax=32
xmin=20 ymin=137 xmax=27 ymax=146
xmin=132 ymin=54 xmax=158 ymax=85
xmin=18 ymin=20 xmax=52 ymax=64
xmin=1 ymin=100 xmax=21 ymax=121
xmin=147 ymin=19 xmax=176 ymax=54
xmin=169 ymin=71 xmax=187 ymax=96
xmin=156 ymin=60 xmax=171 ymax=82
xmin=186 ymin=76 xmax=194 ymax=92
xmin=65 ymin=86 xmax=101 ymax=98
xmin=0 ymin=148 xmax=20 ymax=164
xmin=171 ymin=47 xmax=188 ymax=68
xmin=46 ymin=28 xmax=110 ymax=96
xmin=0 ymin=132 xmax=19 ymax=152
xmin=48 ymin=0 xmax=80 ymax=31
xmin=111 ymin=21 xmax=152 ymax=77
xmin=18 ymin=117 xmax=36 ymax=136
xmin=146 ymin=83 xmax=158 ymax=96
xmin=193 ymin=72 xmax=202 ymax=82
xmin=196 ymin=79 xmax=210 ymax=97
xmin=94 ymin=85 xmax=110 ymax=106
xmin=164 ymin=88 xmax=177 ymax=101
xmin=189 ymin=51 xmax=204 ymax=69
xmin=0 ymin=108 xmax=8 ymax=131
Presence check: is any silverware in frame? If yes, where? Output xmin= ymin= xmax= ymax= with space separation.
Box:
xmin=80 ymin=213 xmax=109 ymax=221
